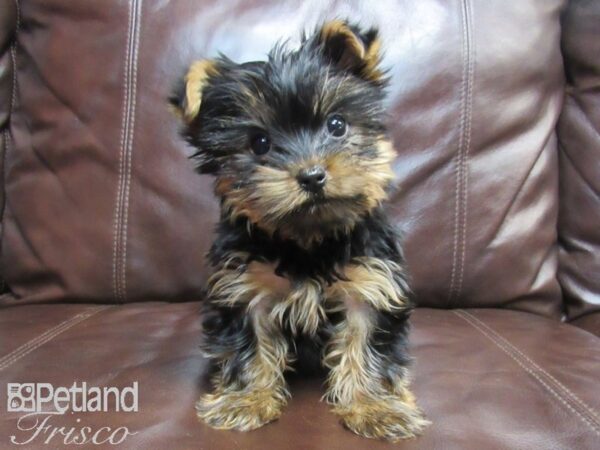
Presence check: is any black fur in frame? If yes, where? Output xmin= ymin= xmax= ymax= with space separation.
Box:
xmin=172 ymin=28 xmax=387 ymax=176
xmin=202 ymin=205 xmax=413 ymax=380
xmin=174 ymin=20 xmax=424 ymax=438
xmin=208 ymin=207 xmax=404 ymax=283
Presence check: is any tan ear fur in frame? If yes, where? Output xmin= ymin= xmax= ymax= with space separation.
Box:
xmin=319 ymin=20 xmax=383 ymax=82
xmin=182 ymin=59 xmax=219 ymax=122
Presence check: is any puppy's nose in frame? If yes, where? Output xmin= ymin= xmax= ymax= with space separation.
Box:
xmin=297 ymin=166 xmax=327 ymax=192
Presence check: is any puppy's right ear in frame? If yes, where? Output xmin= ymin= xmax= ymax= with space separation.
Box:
xmin=169 ymin=60 xmax=219 ymax=123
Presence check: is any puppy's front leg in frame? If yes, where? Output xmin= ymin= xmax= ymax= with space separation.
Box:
xmin=324 ymin=257 xmax=429 ymax=440
xmin=197 ymin=257 xmax=290 ymax=431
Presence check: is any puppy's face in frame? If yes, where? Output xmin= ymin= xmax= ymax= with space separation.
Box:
xmin=172 ymin=21 xmax=395 ymax=243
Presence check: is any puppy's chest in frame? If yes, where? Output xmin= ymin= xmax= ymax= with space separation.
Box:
xmin=246 ymin=261 xmax=341 ymax=335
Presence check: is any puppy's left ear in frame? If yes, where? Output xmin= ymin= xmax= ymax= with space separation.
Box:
xmin=169 ymin=60 xmax=219 ymax=123
xmin=313 ymin=20 xmax=384 ymax=83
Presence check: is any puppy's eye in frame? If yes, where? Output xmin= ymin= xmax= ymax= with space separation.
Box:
xmin=327 ymin=114 xmax=347 ymax=137
xmin=250 ymin=133 xmax=271 ymax=155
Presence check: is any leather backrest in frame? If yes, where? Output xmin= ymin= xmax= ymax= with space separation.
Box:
xmin=1 ymin=0 xmax=565 ymax=317
xmin=558 ymin=0 xmax=600 ymax=329
xmin=0 ymin=0 xmax=18 ymax=295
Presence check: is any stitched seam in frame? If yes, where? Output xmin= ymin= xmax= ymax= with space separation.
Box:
xmin=118 ymin=0 xmax=135 ymax=302
xmin=10 ymin=0 xmax=19 ymax=112
xmin=455 ymin=310 xmax=600 ymax=435
xmin=112 ymin=2 xmax=132 ymax=302
xmin=462 ymin=310 xmax=600 ymax=425
xmin=455 ymin=0 xmax=474 ymax=300
xmin=458 ymin=311 xmax=600 ymax=435
xmin=0 ymin=318 xmax=85 ymax=369
xmin=112 ymin=0 xmax=136 ymax=302
xmin=448 ymin=0 xmax=472 ymax=303
xmin=120 ymin=0 xmax=143 ymax=299
xmin=0 ymin=306 xmax=111 ymax=371
xmin=119 ymin=0 xmax=138 ymax=301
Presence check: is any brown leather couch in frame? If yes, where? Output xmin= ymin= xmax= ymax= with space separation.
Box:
xmin=1 ymin=1 xmax=599 ymax=449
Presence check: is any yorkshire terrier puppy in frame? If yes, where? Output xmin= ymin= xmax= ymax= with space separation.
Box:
xmin=171 ymin=20 xmax=429 ymax=440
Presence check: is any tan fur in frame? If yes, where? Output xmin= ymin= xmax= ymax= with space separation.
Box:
xmin=209 ymin=255 xmax=325 ymax=336
xmin=334 ymin=394 xmax=430 ymax=441
xmin=320 ymin=20 xmax=367 ymax=59
xmin=323 ymin=302 xmax=375 ymax=405
xmin=221 ymin=165 xmax=308 ymax=236
xmin=182 ymin=60 xmax=218 ymax=121
xmin=323 ymin=298 xmax=429 ymax=440
xmin=247 ymin=261 xmax=292 ymax=298
xmin=207 ymin=257 xmax=292 ymax=309
xmin=214 ymin=177 xmax=235 ymax=198
xmin=319 ymin=20 xmax=383 ymax=82
xmin=202 ymin=251 xmax=426 ymax=438
xmin=217 ymin=139 xmax=395 ymax=246
xmin=197 ymin=302 xmax=290 ymax=431
xmin=324 ymin=139 xmax=395 ymax=212
xmin=197 ymin=388 xmax=285 ymax=431
xmin=363 ymin=37 xmax=383 ymax=81
xmin=327 ymin=256 xmax=409 ymax=312
xmin=270 ymin=278 xmax=325 ymax=336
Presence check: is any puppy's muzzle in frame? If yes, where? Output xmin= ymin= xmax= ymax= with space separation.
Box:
xmin=297 ymin=166 xmax=327 ymax=193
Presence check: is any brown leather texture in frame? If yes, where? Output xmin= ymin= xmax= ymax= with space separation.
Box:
xmin=1 ymin=302 xmax=599 ymax=449
xmin=0 ymin=0 xmax=565 ymax=317
xmin=0 ymin=0 xmax=17 ymax=291
xmin=558 ymin=0 xmax=600 ymax=336
xmin=2 ymin=1 xmax=600 ymax=448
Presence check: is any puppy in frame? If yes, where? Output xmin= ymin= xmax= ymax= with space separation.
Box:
xmin=171 ymin=20 xmax=429 ymax=441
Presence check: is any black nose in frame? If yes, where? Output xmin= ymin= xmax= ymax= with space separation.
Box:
xmin=297 ymin=166 xmax=327 ymax=192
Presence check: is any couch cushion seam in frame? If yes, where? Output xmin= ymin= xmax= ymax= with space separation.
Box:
xmin=448 ymin=0 xmax=474 ymax=304
xmin=112 ymin=0 xmax=142 ymax=303
xmin=456 ymin=0 xmax=474 ymax=301
xmin=454 ymin=310 xmax=600 ymax=435
xmin=120 ymin=0 xmax=143 ymax=299
xmin=447 ymin=6 xmax=466 ymax=303
xmin=462 ymin=309 xmax=600 ymax=423
xmin=112 ymin=0 xmax=133 ymax=302
xmin=0 ymin=306 xmax=112 ymax=371
xmin=10 ymin=0 xmax=20 ymax=112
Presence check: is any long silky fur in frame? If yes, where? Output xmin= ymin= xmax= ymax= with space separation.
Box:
xmin=173 ymin=20 xmax=429 ymax=440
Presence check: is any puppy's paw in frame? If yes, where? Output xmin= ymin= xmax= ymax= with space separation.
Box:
xmin=196 ymin=389 xmax=286 ymax=431
xmin=334 ymin=395 xmax=430 ymax=441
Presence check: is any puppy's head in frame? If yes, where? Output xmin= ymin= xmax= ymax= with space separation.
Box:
xmin=171 ymin=20 xmax=395 ymax=244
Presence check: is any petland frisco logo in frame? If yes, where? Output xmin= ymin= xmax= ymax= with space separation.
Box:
xmin=7 ymin=382 xmax=138 ymax=446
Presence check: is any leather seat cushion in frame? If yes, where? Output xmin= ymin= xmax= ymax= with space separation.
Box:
xmin=1 ymin=303 xmax=598 ymax=449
